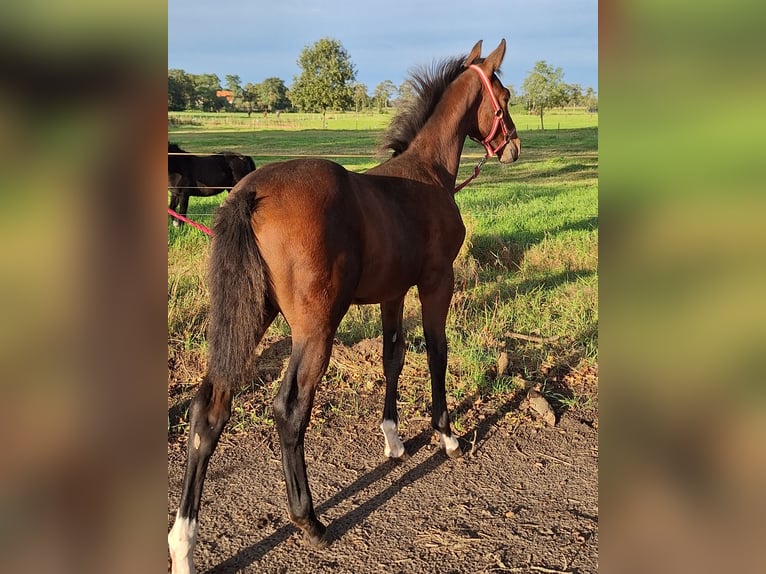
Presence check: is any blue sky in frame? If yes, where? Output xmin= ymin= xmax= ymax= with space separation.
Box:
xmin=168 ymin=0 xmax=598 ymax=94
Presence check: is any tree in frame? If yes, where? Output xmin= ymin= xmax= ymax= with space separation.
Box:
xmin=168 ymin=69 xmax=194 ymax=110
xmin=584 ymin=87 xmax=598 ymax=112
xmin=352 ymin=83 xmax=370 ymax=112
xmin=242 ymin=82 xmax=259 ymax=116
xmin=290 ymin=38 xmax=356 ymax=125
xmin=193 ymin=73 xmax=224 ymax=111
xmin=373 ymin=80 xmax=397 ymax=111
xmin=565 ymin=83 xmax=583 ymax=108
xmin=397 ymin=80 xmax=414 ymax=101
xmin=521 ymin=61 xmax=568 ymax=130
xmin=224 ymin=74 xmax=243 ymax=109
xmin=258 ymin=77 xmax=290 ymax=112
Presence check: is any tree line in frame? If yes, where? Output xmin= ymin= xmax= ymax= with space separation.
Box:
xmin=168 ymin=38 xmax=597 ymax=130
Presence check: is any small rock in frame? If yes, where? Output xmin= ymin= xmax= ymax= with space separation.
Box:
xmin=255 ymin=516 xmax=269 ymax=529
xmin=497 ymin=351 xmax=510 ymax=376
xmin=519 ymin=384 xmax=556 ymax=426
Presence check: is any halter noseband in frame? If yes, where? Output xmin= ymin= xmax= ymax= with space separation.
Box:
xmin=468 ymin=64 xmax=512 ymax=157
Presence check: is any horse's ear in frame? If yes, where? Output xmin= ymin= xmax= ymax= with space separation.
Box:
xmin=463 ymin=40 xmax=483 ymax=67
xmin=484 ymin=39 xmax=507 ymax=72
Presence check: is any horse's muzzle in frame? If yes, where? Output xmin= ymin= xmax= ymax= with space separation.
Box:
xmin=499 ymin=137 xmax=521 ymax=164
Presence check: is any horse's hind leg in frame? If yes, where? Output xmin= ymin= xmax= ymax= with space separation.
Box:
xmin=273 ymin=329 xmax=337 ymax=547
xmin=167 ymin=375 xmax=231 ymax=574
xmin=169 ymin=305 xmax=278 ymax=573
xmin=419 ymin=272 xmax=462 ymax=458
xmin=380 ymin=296 xmax=407 ymax=459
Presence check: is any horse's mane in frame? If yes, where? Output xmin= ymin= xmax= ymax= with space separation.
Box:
xmin=379 ymin=56 xmax=469 ymax=156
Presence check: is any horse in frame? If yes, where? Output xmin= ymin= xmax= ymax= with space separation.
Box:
xmin=168 ymin=39 xmax=520 ymax=573
xmin=167 ymin=143 xmax=256 ymax=226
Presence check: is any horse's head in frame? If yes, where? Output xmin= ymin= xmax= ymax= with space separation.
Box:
xmin=463 ymin=39 xmax=521 ymax=164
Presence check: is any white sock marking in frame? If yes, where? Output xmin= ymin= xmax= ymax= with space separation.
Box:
xmin=168 ymin=512 xmax=197 ymax=574
xmin=380 ymin=419 xmax=405 ymax=458
xmin=437 ymin=431 xmax=460 ymax=456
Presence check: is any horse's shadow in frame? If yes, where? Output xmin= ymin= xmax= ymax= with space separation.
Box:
xmin=205 ymin=394 xmax=516 ymax=573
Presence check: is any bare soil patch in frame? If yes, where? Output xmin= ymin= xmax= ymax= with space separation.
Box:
xmin=168 ymin=337 xmax=598 ymax=573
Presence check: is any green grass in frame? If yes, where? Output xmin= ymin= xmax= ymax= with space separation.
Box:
xmin=168 ymin=109 xmax=597 ymax=433
xmin=169 ymin=110 xmax=392 ymax=132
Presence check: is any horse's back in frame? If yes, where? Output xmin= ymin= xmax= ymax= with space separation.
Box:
xmin=243 ymin=158 xmax=354 ymax=216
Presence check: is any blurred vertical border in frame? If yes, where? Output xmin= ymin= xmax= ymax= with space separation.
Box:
xmin=601 ymin=1 xmax=765 ymax=572
xmin=0 ymin=1 xmax=167 ymax=572
xmin=2 ymin=1 xmax=765 ymax=572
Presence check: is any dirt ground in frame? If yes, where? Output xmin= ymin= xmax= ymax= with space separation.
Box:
xmin=168 ymin=337 xmax=598 ymax=573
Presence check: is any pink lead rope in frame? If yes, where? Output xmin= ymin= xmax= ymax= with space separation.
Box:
xmin=454 ymin=156 xmax=487 ymax=192
xmin=168 ymin=208 xmax=214 ymax=236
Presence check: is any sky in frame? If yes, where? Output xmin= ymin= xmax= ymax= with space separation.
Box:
xmin=168 ymin=0 xmax=598 ymax=94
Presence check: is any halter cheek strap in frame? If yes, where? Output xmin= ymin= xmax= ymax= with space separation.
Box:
xmin=454 ymin=64 xmax=514 ymax=192
xmin=468 ymin=64 xmax=511 ymax=157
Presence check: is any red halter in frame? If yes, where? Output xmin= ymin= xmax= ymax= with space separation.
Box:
xmin=468 ymin=64 xmax=512 ymax=158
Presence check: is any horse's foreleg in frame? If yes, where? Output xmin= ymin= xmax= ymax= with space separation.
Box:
xmin=419 ymin=272 xmax=462 ymax=458
xmin=169 ymin=190 xmax=183 ymax=227
xmin=273 ymin=333 xmax=334 ymax=547
xmin=168 ymin=376 xmax=233 ymax=574
xmin=177 ymin=192 xmax=190 ymax=222
xmin=380 ymin=297 xmax=407 ymax=459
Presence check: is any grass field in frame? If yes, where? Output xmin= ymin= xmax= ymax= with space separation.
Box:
xmin=168 ymin=106 xmax=598 ymax=132
xmin=168 ymin=108 xmax=597 ymax=435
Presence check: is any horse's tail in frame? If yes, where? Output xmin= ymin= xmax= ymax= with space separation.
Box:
xmin=246 ymin=156 xmax=256 ymax=173
xmin=206 ymin=188 xmax=269 ymax=386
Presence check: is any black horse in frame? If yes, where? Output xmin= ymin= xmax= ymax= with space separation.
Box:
xmin=168 ymin=143 xmax=256 ymax=226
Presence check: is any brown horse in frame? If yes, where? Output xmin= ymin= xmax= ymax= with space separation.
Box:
xmin=168 ymin=39 xmax=520 ymax=573
xmin=168 ymin=143 xmax=256 ymax=226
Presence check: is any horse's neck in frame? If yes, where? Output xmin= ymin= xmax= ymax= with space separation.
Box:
xmin=399 ymin=78 xmax=477 ymax=190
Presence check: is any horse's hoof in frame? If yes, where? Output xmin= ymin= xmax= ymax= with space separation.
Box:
xmin=383 ymin=444 xmax=409 ymax=461
xmin=384 ymin=446 xmax=408 ymax=460
xmin=383 ymin=451 xmax=409 ymax=462
xmin=437 ymin=431 xmax=462 ymax=459
xmin=302 ymin=523 xmax=330 ymax=548
xmin=446 ymin=446 xmax=463 ymax=459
